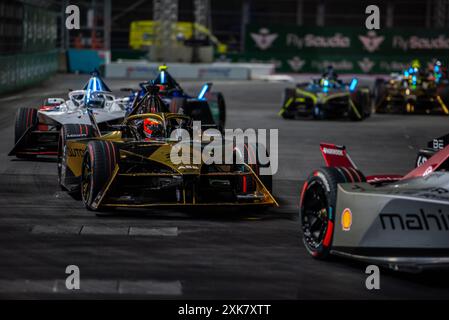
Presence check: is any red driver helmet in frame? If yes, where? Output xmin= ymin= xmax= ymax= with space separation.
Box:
xmin=143 ymin=118 xmax=164 ymax=139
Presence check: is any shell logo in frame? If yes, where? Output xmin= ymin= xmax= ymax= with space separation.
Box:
xmin=341 ymin=208 xmax=352 ymax=231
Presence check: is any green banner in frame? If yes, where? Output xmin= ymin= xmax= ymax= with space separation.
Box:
xmin=235 ymin=25 xmax=449 ymax=74
xmin=217 ymin=52 xmax=449 ymax=74
xmin=246 ymin=25 xmax=449 ymax=56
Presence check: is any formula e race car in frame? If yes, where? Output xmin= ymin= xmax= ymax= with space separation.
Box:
xmin=300 ymin=142 xmax=449 ymax=271
xmin=374 ymin=61 xmax=449 ymax=114
xmin=279 ymin=70 xmax=371 ymax=121
xmin=58 ymin=85 xmax=276 ymax=213
xmin=9 ymin=73 xmax=126 ymax=159
xmin=415 ymin=132 xmax=449 ymax=167
xmin=122 ymin=65 xmax=226 ymax=131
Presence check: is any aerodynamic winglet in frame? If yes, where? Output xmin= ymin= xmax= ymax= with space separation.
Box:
xmin=319 ymin=143 xmax=357 ymax=169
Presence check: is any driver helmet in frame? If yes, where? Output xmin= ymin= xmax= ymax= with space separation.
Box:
xmin=434 ymin=60 xmax=442 ymax=72
xmin=323 ymin=65 xmax=337 ymax=78
xmin=143 ymin=118 xmax=164 ymax=139
xmin=85 ymin=91 xmax=105 ymax=109
xmin=411 ymin=59 xmax=421 ymax=72
xmin=156 ymin=84 xmax=168 ymax=93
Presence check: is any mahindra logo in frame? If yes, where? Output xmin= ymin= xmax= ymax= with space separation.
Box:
xmin=380 ymin=209 xmax=449 ymax=231
xmin=359 ymin=31 xmax=384 ymax=52
xmin=250 ymin=28 xmax=278 ymax=50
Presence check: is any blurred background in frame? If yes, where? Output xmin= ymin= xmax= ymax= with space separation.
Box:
xmin=1 ymin=0 xmax=449 ymax=94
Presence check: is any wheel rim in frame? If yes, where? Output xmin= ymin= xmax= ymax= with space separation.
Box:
xmin=81 ymin=155 xmax=93 ymax=204
xmin=302 ymin=181 xmax=329 ymax=249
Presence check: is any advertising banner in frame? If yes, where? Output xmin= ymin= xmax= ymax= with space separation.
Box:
xmin=239 ymin=25 xmax=449 ymax=73
xmin=246 ymin=25 xmax=449 ymax=55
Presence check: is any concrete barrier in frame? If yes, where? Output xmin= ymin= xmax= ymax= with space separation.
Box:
xmin=104 ymin=61 xmax=275 ymax=80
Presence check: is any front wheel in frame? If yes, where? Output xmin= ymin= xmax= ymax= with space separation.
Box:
xmin=300 ymin=167 xmax=365 ymax=259
xmin=81 ymin=140 xmax=119 ymax=212
xmin=14 ymin=108 xmax=38 ymax=159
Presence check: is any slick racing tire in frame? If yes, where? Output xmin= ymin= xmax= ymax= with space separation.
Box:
xmin=280 ymin=88 xmax=296 ymax=119
xmin=216 ymin=92 xmax=226 ymax=130
xmin=373 ymin=78 xmax=386 ymax=108
xmin=14 ymin=107 xmax=38 ymax=159
xmin=415 ymin=148 xmax=435 ymax=168
xmin=58 ymin=124 xmax=96 ymax=196
xmin=81 ymin=140 xmax=119 ymax=212
xmin=207 ymin=92 xmax=227 ymax=130
xmin=437 ymin=86 xmax=449 ymax=114
xmin=349 ymin=90 xmax=369 ymax=121
xmin=300 ymin=167 xmax=366 ymax=259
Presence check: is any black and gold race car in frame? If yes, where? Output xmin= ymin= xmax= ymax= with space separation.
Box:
xmin=374 ymin=61 xmax=449 ymax=115
xmin=58 ymin=86 xmax=277 ymax=213
xmin=279 ymin=69 xmax=371 ymax=121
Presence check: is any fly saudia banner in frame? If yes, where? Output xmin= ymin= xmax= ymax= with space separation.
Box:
xmin=246 ymin=25 xmax=449 ymax=55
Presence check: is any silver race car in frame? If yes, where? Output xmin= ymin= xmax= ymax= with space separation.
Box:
xmin=300 ymin=142 xmax=449 ymax=271
xmin=9 ymin=73 xmax=126 ymax=159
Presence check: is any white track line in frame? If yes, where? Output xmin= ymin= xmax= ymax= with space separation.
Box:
xmin=30 ymin=225 xmax=179 ymax=237
xmin=0 ymin=279 xmax=182 ymax=295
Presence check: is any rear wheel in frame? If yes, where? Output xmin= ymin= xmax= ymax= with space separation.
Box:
xmin=58 ymin=124 xmax=95 ymax=196
xmin=81 ymin=140 xmax=119 ymax=212
xmin=349 ymin=90 xmax=369 ymax=121
xmin=14 ymin=108 xmax=38 ymax=159
xmin=216 ymin=92 xmax=226 ymax=130
xmin=373 ymin=78 xmax=386 ymax=107
xmin=300 ymin=167 xmax=365 ymax=259
xmin=280 ymin=88 xmax=296 ymax=119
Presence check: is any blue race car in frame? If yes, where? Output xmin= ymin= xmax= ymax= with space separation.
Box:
xmin=279 ymin=67 xmax=371 ymax=121
xmin=123 ymin=66 xmax=226 ymax=131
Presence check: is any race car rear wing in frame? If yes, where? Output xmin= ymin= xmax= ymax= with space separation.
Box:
xmin=404 ymin=144 xmax=449 ymax=179
xmin=320 ymin=143 xmax=357 ymax=169
xmin=320 ymin=142 xmax=403 ymax=183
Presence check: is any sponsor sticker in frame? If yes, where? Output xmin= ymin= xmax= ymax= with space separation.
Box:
xmin=423 ymin=166 xmax=433 ymax=177
xmin=322 ymin=147 xmax=344 ymax=156
xmin=341 ymin=208 xmax=352 ymax=231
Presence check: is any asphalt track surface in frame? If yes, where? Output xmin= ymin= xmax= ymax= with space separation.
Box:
xmin=1 ymin=74 xmax=449 ymax=299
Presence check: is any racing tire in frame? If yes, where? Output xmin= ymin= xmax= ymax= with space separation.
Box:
xmin=349 ymin=90 xmax=369 ymax=121
xmin=415 ymin=148 xmax=435 ymax=168
xmin=300 ymin=167 xmax=366 ymax=259
xmin=58 ymin=124 xmax=96 ymax=197
xmin=216 ymin=92 xmax=226 ymax=130
xmin=14 ymin=108 xmax=38 ymax=159
xmin=280 ymin=88 xmax=296 ymax=119
xmin=81 ymin=140 xmax=119 ymax=213
xmin=373 ymin=78 xmax=386 ymax=107
xmin=437 ymin=86 xmax=449 ymax=114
